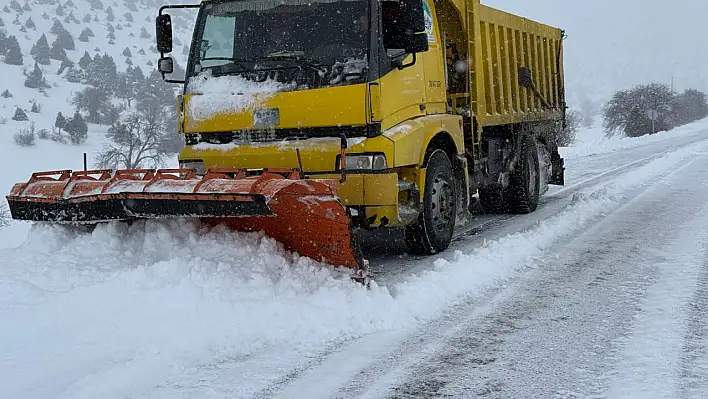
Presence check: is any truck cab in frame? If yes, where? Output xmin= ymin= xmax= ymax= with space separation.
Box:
xmin=154 ymin=0 xmax=566 ymax=257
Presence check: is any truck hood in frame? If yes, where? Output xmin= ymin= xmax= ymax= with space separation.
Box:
xmin=182 ymin=74 xmax=369 ymax=133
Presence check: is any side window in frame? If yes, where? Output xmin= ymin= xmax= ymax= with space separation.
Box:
xmin=381 ymin=0 xmax=405 ymax=56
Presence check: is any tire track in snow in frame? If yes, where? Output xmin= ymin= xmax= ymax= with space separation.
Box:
xmin=248 ymin=155 xmax=672 ymax=398
xmin=258 ymin=138 xmax=708 ymax=399
xmin=364 ymin=142 xmax=708 ymax=399
xmin=678 ymin=242 xmax=708 ymax=398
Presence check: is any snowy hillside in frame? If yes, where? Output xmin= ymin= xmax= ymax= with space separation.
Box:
xmin=0 ymin=0 xmax=199 ymax=247
xmin=0 ymin=0 xmax=194 ymax=123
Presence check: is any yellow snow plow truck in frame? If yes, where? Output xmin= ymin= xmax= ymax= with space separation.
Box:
xmin=6 ymin=0 xmax=566 ymax=281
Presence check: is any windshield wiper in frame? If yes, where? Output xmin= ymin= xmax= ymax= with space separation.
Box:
xmin=254 ymin=56 xmax=325 ymax=74
xmin=198 ymin=57 xmax=252 ymax=72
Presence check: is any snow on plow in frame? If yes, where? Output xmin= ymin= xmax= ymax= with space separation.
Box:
xmin=5 ymin=167 xmax=366 ymax=273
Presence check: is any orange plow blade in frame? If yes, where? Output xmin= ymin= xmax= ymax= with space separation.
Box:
xmin=5 ymin=168 xmax=365 ymax=270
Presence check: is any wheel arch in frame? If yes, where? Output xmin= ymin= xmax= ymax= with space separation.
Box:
xmin=420 ymin=130 xmax=470 ymax=221
xmin=421 ymin=131 xmax=459 ymax=166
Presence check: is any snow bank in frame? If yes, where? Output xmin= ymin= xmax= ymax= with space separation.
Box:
xmin=2 ymin=137 xmax=708 ymax=398
xmin=186 ymin=72 xmax=293 ymax=121
xmin=560 ymin=118 xmax=708 ymax=160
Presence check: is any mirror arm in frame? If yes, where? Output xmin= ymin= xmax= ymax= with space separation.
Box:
xmin=157 ymin=4 xmax=201 ymax=84
xmin=391 ymin=52 xmax=417 ymax=70
xmin=399 ymin=53 xmax=417 ymax=70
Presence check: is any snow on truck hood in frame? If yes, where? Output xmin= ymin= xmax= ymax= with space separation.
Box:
xmin=185 ymin=71 xmax=294 ymax=121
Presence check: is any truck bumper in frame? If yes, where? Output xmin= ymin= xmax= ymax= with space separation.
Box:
xmin=314 ymin=172 xmax=401 ymax=228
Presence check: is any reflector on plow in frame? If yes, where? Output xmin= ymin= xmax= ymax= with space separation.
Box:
xmin=5 ymin=168 xmax=366 ymax=272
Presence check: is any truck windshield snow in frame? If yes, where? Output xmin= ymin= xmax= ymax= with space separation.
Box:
xmin=189 ymin=0 xmax=370 ymax=89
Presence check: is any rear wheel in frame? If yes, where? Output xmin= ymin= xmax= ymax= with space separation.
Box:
xmin=405 ymin=149 xmax=457 ymax=255
xmin=478 ymin=134 xmax=540 ymax=214
xmin=507 ymin=134 xmax=540 ymax=213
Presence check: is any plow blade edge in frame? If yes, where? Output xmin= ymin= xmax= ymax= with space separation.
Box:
xmin=5 ymin=168 xmax=364 ymax=270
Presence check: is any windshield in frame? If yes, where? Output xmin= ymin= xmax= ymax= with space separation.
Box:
xmin=188 ymin=0 xmax=370 ymax=89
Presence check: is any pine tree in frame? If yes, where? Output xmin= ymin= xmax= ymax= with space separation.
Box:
xmin=24 ymin=16 xmax=35 ymax=29
xmin=82 ymin=13 xmax=91 ymax=23
xmin=65 ymin=110 xmax=88 ymax=144
xmin=78 ymin=29 xmax=90 ymax=42
xmin=31 ymin=101 xmax=40 ymax=113
xmin=12 ymin=107 xmax=28 ymax=121
xmin=140 ymin=27 xmax=150 ymax=39
xmin=78 ymin=50 xmax=92 ymax=69
xmin=65 ymin=66 xmax=84 ymax=83
xmin=10 ymin=0 xmax=22 ymax=14
xmin=0 ymin=31 xmax=6 ymax=54
xmin=105 ymin=6 xmax=114 ymax=21
xmin=55 ymin=111 xmax=66 ymax=130
xmin=50 ymin=18 xmax=65 ymax=34
xmin=24 ymin=62 xmax=48 ymax=88
xmin=56 ymin=30 xmax=75 ymax=50
xmin=50 ymin=38 xmax=67 ymax=61
xmin=63 ymin=12 xmax=79 ymax=24
xmin=55 ymin=4 xmax=65 ymax=16
xmin=22 ymin=1 xmax=31 ymax=12
xmin=124 ymin=12 xmax=133 ymax=23
xmin=4 ymin=35 xmax=23 ymax=65
xmin=31 ymin=34 xmax=51 ymax=65
xmin=57 ymin=58 xmax=73 ymax=75
xmin=122 ymin=47 xmax=131 ymax=57
xmin=1 ymin=89 xmax=12 ymax=98
xmin=88 ymin=0 xmax=103 ymax=11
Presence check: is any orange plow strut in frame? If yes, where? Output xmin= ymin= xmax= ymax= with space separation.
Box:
xmin=5 ymin=168 xmax=366 ymax=271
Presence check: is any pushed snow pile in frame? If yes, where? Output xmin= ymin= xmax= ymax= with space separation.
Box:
xmin=185 ymin=71 xmax=293 ymax=121
xmin=2 ymin=137 xmax=708 ymax=398
xmin=0 ymin=219 xmax=400 ymax=398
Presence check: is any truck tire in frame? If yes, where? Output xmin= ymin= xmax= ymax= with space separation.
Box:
xmin=507 ymin=134 xmax=540 ymax=213
xmin=405 ymin=149 xmax=457 ymax=255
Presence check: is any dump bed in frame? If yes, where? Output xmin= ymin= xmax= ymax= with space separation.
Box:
xmin=467 ymin=1 xmax=566 ymax=128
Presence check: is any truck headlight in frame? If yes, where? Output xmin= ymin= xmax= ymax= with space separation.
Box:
xmin=337 ymin=154 xmax=388 ymax=171
xmin=179 ymin=159 xmax=205 ymax=175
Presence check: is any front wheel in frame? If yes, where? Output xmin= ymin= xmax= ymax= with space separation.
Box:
xmin=405 ymin=149 xmax=457 ymax=255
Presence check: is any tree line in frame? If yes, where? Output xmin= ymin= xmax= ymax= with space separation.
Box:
xmin=603 ymin=83 xmax=708 ymax=138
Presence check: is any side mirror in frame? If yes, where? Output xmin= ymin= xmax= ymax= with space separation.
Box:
xmin=158 ymin=56 xmax=174 ymax=74
xmin=406 ymin=33 xmax=429 ymax=54
xmin=383 ymin=0 xmax=429 ymax=55
xmin=155 ymin=14 xmax=173 ymax=53
xmin=401 ymin=0 xmax=426 ymax=34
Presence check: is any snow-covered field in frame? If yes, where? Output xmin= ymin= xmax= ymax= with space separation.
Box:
xmin=2 ymin=115 xmax=708 ymax=398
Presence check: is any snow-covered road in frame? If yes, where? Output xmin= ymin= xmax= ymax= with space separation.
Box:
xmin=3 ymin=121 xmax=708 ymax=398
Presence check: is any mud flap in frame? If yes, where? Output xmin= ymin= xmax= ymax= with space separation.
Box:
xmin=549 ymin=150 xmax=565 ymax=185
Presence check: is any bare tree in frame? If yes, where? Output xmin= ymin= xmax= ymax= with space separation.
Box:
xmin=94 ymin=110 xmax=170 ymax=169
xmin=548 ymin=109 xmax=581 ymax=147
xmin=0 ymin=203 xmax=10 ymax=228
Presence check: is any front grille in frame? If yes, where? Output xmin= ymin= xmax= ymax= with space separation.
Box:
xmin=185 ymin=124 xmax=381 ymax=146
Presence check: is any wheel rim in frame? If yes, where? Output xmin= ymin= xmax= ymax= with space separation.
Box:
xmin=430 ymin=173 xmax=454 ymax=231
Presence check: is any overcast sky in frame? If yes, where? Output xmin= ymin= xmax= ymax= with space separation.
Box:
xmin=483 ymin=0 xmax=708 ymax=106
